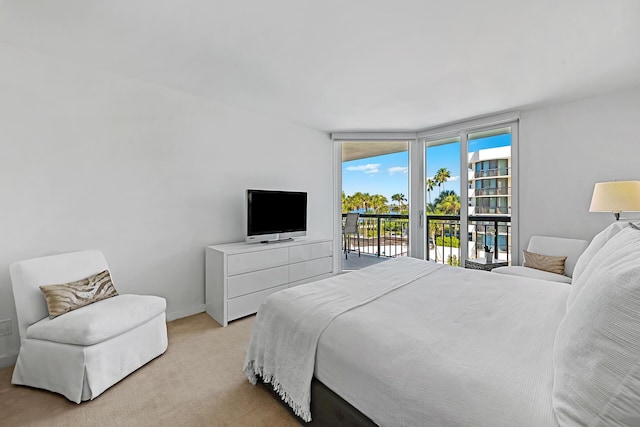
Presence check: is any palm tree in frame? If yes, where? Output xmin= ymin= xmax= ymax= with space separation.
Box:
xmin=370 ymin=194 xmax=389 ymax=213
xmin=438 ymin=193 xmax=461 ymax=215
xmin=428 ymin=190 xmax=461 ymax=262
xmin=433 ymin=190 xmax=458 ymax=208
xmin=361 ymin=193 xmax=372 ymax=213
xmin=391 ymin=193 xmax=406 ymax=212
xmin=350 ymin=192 xmax=367 ymax=212
xmin=428 ymin=204 xmax=444 ymax=263
xmin=425 ymin=178 xmax=436 ymax=204
xmin=342 ymin=192 xmax=359 ymax=213
xmin=434 ymin=167 xmax=451 ymax=192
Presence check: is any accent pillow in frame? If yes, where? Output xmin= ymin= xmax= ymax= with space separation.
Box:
xmin=39 ymin=270 xmax=119 ymax=319
xmin=552 ymin=226 xmax=640 ymax=426
xmin=568 ymin=221 xmax=638 ymax=310
xmin=522 ymin=250 xmax=566 ymax=275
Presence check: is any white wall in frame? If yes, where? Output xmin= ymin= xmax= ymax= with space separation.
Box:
xmin=0 ymin=44 xmax=333 ymax=367
xmin=519 ymin=85 xmax=640 ymax=248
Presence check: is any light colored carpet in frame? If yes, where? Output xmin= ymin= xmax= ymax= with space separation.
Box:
xmin=0 ymin=313 xmax=299 ymax=427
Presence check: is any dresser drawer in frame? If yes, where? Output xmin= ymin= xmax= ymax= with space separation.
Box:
xmin=289 ymin=241 xmax=332 ymax=263
xmin=227 ymin=247 xmax=289 ymax=276
xmin=227 ymin=284 xmax=289 ymax=321
xmin=290 ymin=256 xmax=333 ymax=282
xmin=227 ymin=265 xmax=289 ymax=299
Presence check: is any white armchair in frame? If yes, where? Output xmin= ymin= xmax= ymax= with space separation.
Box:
xmin=492 ymin=236 xmax=589 ymax=283
xmin=10 ymin=250 xmax=168 ymax=403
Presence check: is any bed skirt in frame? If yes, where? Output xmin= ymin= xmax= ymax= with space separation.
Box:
xmin=260 ymin=376 xmax=376 ymax=426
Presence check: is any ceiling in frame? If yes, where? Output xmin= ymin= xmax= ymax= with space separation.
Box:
xmin=1 ymin=0 xmax=639 ymax=133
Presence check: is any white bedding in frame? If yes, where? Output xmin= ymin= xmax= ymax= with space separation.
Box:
xmin=244 ymin=257 xmax=442 ymax=421
xmin=316 ymin=262 xmax=570 ymax=426
xmin=246 ymin=257 xmax=571 ymax=425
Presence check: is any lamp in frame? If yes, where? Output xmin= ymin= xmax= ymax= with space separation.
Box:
xmin=589 ymin=181 xmax=640 ymax=220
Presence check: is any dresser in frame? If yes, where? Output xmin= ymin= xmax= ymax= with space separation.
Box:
xmin=205 ymin=238 xmax=333 ymax=326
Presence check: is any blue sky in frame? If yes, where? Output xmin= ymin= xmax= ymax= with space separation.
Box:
xmin=342 ymin=134 xmax=511 ymax=203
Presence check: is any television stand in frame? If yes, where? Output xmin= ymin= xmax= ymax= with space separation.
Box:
xmin=205 ymin=238 xmax=333 ymax=326
xmin=260 ymin=238 xmax=294 ymax=244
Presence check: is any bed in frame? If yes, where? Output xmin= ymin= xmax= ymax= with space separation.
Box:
xmin=244 ymin=221 xmax=640 ymax=426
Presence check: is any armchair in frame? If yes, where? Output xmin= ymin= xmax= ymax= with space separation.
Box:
xmin=10 ymin=250 xmax=168 ymax=403
xmin=492 ymin=236 xmax=588 ymax=283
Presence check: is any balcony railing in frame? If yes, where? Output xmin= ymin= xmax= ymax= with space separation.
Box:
xmin=471 ymin=206 xmax=510 ymax=215
xmin=474 ymin=187 xmax=511 ymax=196
xmin=426 ymin=215 xmax=511 ymax=265
xmin=473 ymin=167 xmax=510 ymax=178
xmin=342 ymin=213 xmax=511 ymax=266
xmin=342 ymin=213 xmax=408 ymax=258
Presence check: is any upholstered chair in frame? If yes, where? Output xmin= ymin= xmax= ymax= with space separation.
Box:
xmin=10 ymin=250 xmax=168 ymax=403
xmin=492 ymin=236 xmax=589 ymax=283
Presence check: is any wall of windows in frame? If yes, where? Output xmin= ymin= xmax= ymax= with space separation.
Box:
xmin=333 ymin=113 xmax=519 ymax=268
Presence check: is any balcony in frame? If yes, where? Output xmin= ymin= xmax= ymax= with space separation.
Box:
xmin=471 ymin=206 xmax=510 ymax=215
xmin=342 ymin=213 xmax=409 ymax=258
xmin=473 ymin=167 xmax=510 ymax=179
xmin=474 ymin=187 xmax=511 ymax=196
xmin=342 ymin=213 xmax=511 ymax=268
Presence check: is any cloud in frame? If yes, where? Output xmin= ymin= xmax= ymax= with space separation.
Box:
xmin=388 ymin=166 xmax=408 ymax=175
xmin=345 ymin=163 xmax=381 ymax=174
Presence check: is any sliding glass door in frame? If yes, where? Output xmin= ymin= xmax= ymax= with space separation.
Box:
xmin=423 ymin=123 xmax=517 ymax=266
xmin=425 ymin=137 xmax=461 ymax=265
xmin=341 ymin=141 xmax=409 ymax=270
xmin=466 ymin=127 xmax=513 ymax=264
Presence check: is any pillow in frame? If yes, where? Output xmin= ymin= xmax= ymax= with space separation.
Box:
xmin=522 ymin=250 xmax=566 ymax=275
xmin=39 ymin=270 xmax=119 ymax=319
xmin=568 ymin=221 xmax=638 ymax=310
xmin=552 ymin=226 xmax=640 ymax=426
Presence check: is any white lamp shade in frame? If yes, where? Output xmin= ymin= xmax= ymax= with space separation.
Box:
xmin=589 ymin=181 xmax=640 ymax=213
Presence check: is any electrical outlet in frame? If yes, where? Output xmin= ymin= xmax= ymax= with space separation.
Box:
xmin=0 ymin=319 xmax=12 ymax=336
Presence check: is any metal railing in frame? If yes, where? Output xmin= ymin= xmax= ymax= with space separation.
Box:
xmin=474 ymin=187 xmax=511 ymax=196
xmin=342 ymin=213 xmax=511 ymax=265
xmin=472 ymin=207 xmax=510 ymax=215
xmin=426 ymin=215 xmax=511 ymax=266
xmin=342 ymin=213 xmax=408 ymax=258
xmin=474 ymin=167 xmax=510 ymax=178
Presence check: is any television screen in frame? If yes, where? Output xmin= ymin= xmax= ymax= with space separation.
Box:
xmin=246 ymin=190 xmax=307 ymax=242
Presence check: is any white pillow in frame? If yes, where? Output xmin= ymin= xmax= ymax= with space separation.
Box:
xmin=567 ymin=221 xmax=634 ymax=310
xmin=552 ymin=226 xmax=640 ymax=426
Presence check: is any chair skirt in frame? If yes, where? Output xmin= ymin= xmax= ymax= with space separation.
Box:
xmin=12 ymin=312 xmax=168 ymax=403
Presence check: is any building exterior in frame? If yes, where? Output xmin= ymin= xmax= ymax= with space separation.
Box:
xmin=468 ymin=146 xmax=511 ymax=215
xmin=467 ymin=146 xmax=511 ymax=257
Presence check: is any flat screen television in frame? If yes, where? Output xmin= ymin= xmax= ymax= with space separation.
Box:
xmin=245 ymin=189 xmax=307 ymax=243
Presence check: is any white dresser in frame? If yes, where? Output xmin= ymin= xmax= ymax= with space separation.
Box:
xmin=205 ymin=238 xmax=333 ymax=326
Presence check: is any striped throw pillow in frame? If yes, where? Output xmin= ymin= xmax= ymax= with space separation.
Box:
xmin=40 ymin=270 xmax=119 ymax=319
xmin=523 ymin=250 xmax=567 ymax=275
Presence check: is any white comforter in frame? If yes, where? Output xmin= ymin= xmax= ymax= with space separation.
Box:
xmin=316 ymin=260 xmax=570 ymax=426
xmin=244 ymin=257 xmax=442 ymax=421
xmin=246 ymin=257 xmax=570 ymax=426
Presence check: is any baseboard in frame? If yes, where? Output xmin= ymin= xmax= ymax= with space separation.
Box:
xmin=0 ymin=353 xmax=18 ymax=369
xmin=166 ymin=304 xmax=205 ymax=322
